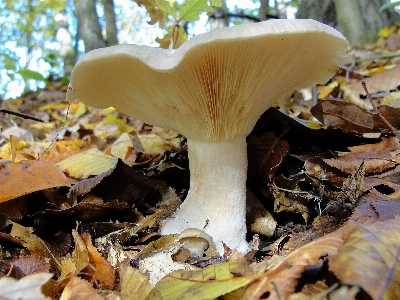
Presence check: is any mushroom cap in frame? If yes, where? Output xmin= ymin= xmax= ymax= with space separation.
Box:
xmin=67 ymin=19 xmax=348 ymax=142
xmin=178 ymin=228 xmax=217 ymax=257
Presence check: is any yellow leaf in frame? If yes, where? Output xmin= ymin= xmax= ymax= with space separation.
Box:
xmin=120 ymin=264 xmax=156 ymax=300
xmin=111 ymin=132 xmax=133 ymax=159
xmin=102 ymin=114 xmax=134 ymax=133
xmin=39 ymin=103 xmax=67 ymax=111
xmin=378 ymin=26 xmax=396 ymax=38
xmin=318 ymin=80 xmax=338 ymax=99
xmin=156 ymin=25 xmax=188 ymax=49
xmin=68 ymin=102 xmax=87 ymax=119
xmin=139 ymin=133 xmax=178 ymax=153
xmin=10 ymin=135 xmax=19 ymax=162
xmin=57 ymin=148 xmax=117 ymax=178
xmin=155 ymin=261 xmax=255 ymax=300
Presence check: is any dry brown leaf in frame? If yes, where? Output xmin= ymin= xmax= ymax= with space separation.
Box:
xmin=330 ymin=218 xmax=400 ymax=300
xmin=119 ymin=263 xmax=156 ymax=300
xmin=0 ymin=160 xmax=70 ymax=203
xmin=10 ymin=222 xmax=61 ymax=271
xmin=13 ymin=255 xmax=51 ymax=279
xmin=247 ymin=132 xmax=289 ymax=184
xmin=244 ymin=230 xmax=344 ymax=300
xmin=323 ymin=137 xmax=397 ymax=174
xmin=0 ymin=272 xmax=53 ymax=300
xmin=57 ymin=230 xmax=89 ymax=284
xmin=59 ymin=276 xmax=103 ymax=300
xmin=271 ymin=175 xmax=310 ymax=222
xmin=343 ymin=64 xmax=400 ymax=105
xmin=311 ymin=100 xmax=400 ymax=133
xmin=82 ymin=233 xmax=115 ymax=288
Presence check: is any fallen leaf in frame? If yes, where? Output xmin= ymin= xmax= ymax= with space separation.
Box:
xmin=323 ymin=137 xmax=397 ymax=174
xmin=10 ymin=222 xmax=62 ymax=271
xmin=57 ymin=148 xmax=118 ymax=178
xmin=311 ymin=100 xmax=400 ymax=133
xmin=330 ymin=218 xmax=400 ymax=300
xmin=13 ymin=255 xmax=51 ymax=279
xmin=244 ymin=230 xmax=344 ymax=300
xmin=120 ymin=263 xmax=156 ymax=300
xmin=110 ymin=132 xmax=133 ymax=159
xmin=82 ymin=233 xmax=115 ymax=288
xmin=155 ymin=260 xmax=255 ymax=300
xmin=58 ymin=230 xmax=89 ymax=283
xmin=59 ymin=276 xmax=103 ymax=300
xmin=0 ymin=272 xmax=53 ymax=300
xmin=247 ymin=132 xmax=289 ymax=184
xmin=343 ymin=64 xmax=400 ymax=106
xmin=0 ymin=160 xmax=70 ymax=203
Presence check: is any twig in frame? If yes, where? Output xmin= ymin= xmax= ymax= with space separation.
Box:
xmin=0 ymin=108 xmax=45 ymax=123
xmin=27 ymin=102 xmax=71 ymax=168
xmin=342 ymin=51 xmax=400 ymax=66
xmin=271 ymin=281 xmax=282 ymax=300
xmin=361 ymin=81 xmax=400 ymax=141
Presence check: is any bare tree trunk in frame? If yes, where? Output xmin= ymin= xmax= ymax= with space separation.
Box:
xmin=55 ymin=12 xmax=76 ymax=77
xmin=297 ymin=0 xmax=400 ymax=45
xmin=259 ymin=0 xmax=270 ymax=21
xmin=296 ymin=0 xmax=336 ymax=27
xmin=335 ymin=0 xmax=400 ymax=45
xmin=75 ymin=0 xmax=106 ymax=52
xmin=104 ymin=0 xmax=118 ymax=46
xmin=210 ymin=1 xmax=229 ymax=30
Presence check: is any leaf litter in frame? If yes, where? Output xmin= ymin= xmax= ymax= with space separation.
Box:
xmin=2 ymin=26 xmax=400 ymax=300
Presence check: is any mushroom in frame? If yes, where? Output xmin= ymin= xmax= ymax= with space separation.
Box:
xmin=178 ymin=228 xmax=217 ymax=257
xmin=66 ymin=19 xmax=348 ymax=254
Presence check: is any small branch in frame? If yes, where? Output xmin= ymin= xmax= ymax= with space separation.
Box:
xmin=361 ymin=81 xmax=400 ymax=141
xmin=0 ymin=108 xmax=45 ymax=123
xmin=342 ymin=51 xmax=400 ymax=66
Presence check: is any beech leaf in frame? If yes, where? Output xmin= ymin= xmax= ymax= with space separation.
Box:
xmin=330 ymin=218 xmax=400 ymax=300
xmin=120 ymin=264 xmax=156 ymax=300
xmin=0 ymin=160 xmax=70 ymax=203
xmin=0 ymin=273 xmax=53 ymax=300
xmin=154 ymin=261 xmax=255 ymax=300
xmin=57 ymin=148 xmax=117 ymax=178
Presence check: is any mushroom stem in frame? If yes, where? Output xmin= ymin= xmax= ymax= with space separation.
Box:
xmin=161 ymin=136 xmax=248 ymax=254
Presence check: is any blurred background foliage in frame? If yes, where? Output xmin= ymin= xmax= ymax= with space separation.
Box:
xmin=0 ymin=0 xmax=398 ymax=101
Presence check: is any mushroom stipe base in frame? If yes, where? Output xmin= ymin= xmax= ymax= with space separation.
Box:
xmin=161 ymin=137 xmax=248 ymax=254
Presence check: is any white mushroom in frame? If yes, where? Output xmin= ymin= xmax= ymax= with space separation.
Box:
xmin=178 ymin=228 xmax=216 ymax=257
xmin=66 ymin=19 xmax=348 ymax=254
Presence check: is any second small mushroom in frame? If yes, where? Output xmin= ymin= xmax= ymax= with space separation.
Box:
xmin=66 ymin=19 xmax=348 ymax=254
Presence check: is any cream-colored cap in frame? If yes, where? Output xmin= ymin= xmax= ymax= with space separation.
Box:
xmin=67 ymin=19 xmax=348 ymax=142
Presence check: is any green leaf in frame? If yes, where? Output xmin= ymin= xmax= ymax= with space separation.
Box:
xmin=178 ymin=0 xmax=213 ymax=21
xmin=135 ymin=0 xmax=174 ymax=28
xmin=379 ymin=1 xmax=400 ymax=12
xmin=17 ymin=69 xmax=45 ymax=81
xmin=154 ymin=261 xmax=255 ymax=300
xmin=211 ymin=0 xmax=222 ymax=7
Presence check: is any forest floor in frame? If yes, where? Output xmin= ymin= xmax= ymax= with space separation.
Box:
xmin=1 ymin=25 xmax=400 ymax=300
